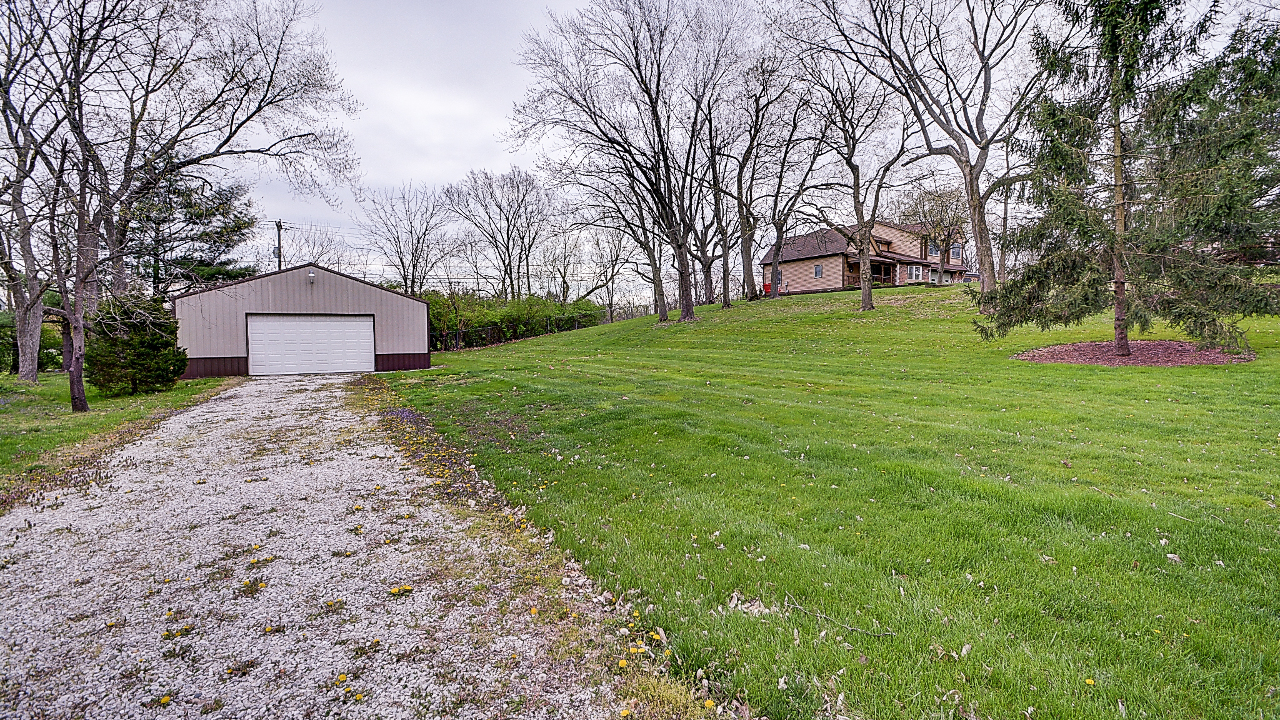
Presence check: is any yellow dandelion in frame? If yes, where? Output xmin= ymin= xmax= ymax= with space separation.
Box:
xmin=258 ymin=582 xmax=266 ymax=588
xmin=160 ymin=696 xmax=171 ymax=705
xmin=530 ymin=608 xmax=538 ymax=616
xmin=355 ymin=693 xmax=363 ymax=701
xmin=1085 ymin=678 xmax=1096 ymax=686
xmin=265 ymin=626 xmax=273 ymax=633
xmin=705 ymin=700 xmax=715 ymax=709
xmin=618 ymin=659 xmax=627 ymax=668
xmin=338 ymin=674 xmax=347 ymax=682
xmin=621 ymin=711 xmax=630 ymax=717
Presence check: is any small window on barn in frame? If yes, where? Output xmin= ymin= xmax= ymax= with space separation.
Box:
xmin=814 ymin=264 xmax=823 ymax=278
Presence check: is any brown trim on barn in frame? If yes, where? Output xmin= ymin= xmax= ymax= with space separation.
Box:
xmin=374 ymin=353 xmax=431 ymax=372
xmin=181 ymin=356 xmax=248 ymax=379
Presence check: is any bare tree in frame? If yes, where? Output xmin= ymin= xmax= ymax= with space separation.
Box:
xmin=800 ymin=0 xmax=1053 ymax=296
xmin=800 ymin=47 xmax=912 ymax=310
xmin=445 ymin=167 xmax=554 ymax=301
xmin=5 ymin=0 xmax=356 ymax=410
xmin=514 ymin=0 xmax=744 ymax=322
xmin=759 ymin=81 xmax=834 ymax=298
xmin=356 ymin=182 xmax=452 ymax=295
xmin=891 ymin=179 xmax=969 ymax=283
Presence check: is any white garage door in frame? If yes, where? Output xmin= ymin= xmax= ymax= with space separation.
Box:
xmin=247 ymin=315 xmax=374 ymax=375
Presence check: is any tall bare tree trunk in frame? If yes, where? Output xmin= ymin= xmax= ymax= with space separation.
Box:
xmin=643 ymin=244 xmax=669 ymax=322
xmin=740 ymin=223 xmax=758 ymax=301
xmin=1111 ymin=104 xmax=1130 ymax=356
xmin=60 ymin=320 xmax=72 ymax=372
xmin=721 ymin=245 xmax=732 ymax=309
xmin=673 ymin=235 xmax=696 ymax=321
xmin=14 ymin=298 xmax=43 ymax=382
xmin=858 ymin=245 xmax=874 ymax=311
xmin=701 ymin=259 xmax=714 ymax=307
xmin=963 ymin=169 xmax=998 ymax=296
xmin=68 ymin=176 xmax=95 ymax=413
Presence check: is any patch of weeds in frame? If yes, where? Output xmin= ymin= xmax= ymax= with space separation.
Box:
xmin=205 ymin=566 xmax=232 ymax=583
xmin=619 ymin=675 xmax=710 ymax=720
xmin=141 ymin=691 xmax=178 ymax=709
xmin=394 ymin=645 xmax=426 ymax=663
xmin=224 ymin=659 xmax=256 ymax=678
xmin=161 ymin=643 xmax=194 ymax=661
xmin=67 ymin=610 xmax=94 ymax=622
xmin=72 ymin=577 xmax=91 ymax=587
xmin=347 ymin=524 xmax=364 ymax=535
xmin=331 ymin=549 xmax=355 ymax=557
xmin=199 ymin=698 xmax=224 ymax=715
xmin=237 ymin=576 xmax=267 ymax=597
xmin=266 ymin=528 xmax=281 ymax=538
xmin=119 ymin=661 xmax=147 ymax=682
xmin=246 ymin=555 xmax=277 ymax=569
xmin=217 ymin=545 xmax=254 ymax=561
xmin=262 ymin=623 xmax=285 ymax=634
xmin=380 ymin=534 xmax=401 ymax=546
xmin=549 ymin=625 xmax=589 ymax=661
xmin=351 ymin=638 xmax=383 ymax=659
xmin=388 ymin=583 xmax=414 ymax=597
xmin=160 ymin=624 xmax=193 ymax=640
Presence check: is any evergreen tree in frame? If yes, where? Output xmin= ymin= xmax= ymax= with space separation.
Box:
xmin=978 ymin=4 xmax=1280 ymax=353
xmin=85 ymin=298 xmax=188 ymax=396
xmin=126 ymin=178 xmax=258 ymax=298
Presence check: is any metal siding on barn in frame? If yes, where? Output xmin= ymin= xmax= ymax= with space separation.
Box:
xmin=174 ymin=266 xmax=429 ymax=367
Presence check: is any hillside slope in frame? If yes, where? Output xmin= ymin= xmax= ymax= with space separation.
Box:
xmin=392 ymin=287 xmax=1280 ymax=719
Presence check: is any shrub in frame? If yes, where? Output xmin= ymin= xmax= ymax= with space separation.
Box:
xmin=85 ymin=298 xmax=188 ymax=396
xmin=424 ymin=293 xmax=603 ymax=350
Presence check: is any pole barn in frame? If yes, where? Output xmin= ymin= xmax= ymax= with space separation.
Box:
xmin=173 ymin=264 xmax=430 ymax=377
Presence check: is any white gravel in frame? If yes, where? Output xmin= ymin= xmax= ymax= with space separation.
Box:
xmin=0 ymin=375 xmax=614 ymax=719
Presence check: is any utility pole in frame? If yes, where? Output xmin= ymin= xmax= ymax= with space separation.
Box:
xmin=275 ymin=220 xmax=284 ymax=271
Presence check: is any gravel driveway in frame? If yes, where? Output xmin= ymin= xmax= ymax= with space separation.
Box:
xmin=0 ymin=375 xmax=613 ymax=719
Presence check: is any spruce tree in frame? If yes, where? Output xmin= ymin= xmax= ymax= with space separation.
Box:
xmin=978 ymin=5 xmax=1280 ymax=353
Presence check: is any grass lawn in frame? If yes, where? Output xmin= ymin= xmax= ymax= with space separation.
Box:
xmin=0 ymin=373 xmax=224 ymax=482
xmin=389 ymin=285 xmax=1279 ymax=719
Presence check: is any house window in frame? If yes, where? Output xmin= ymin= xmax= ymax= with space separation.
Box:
xmin=906 ymin=266 xmax=922 ymax=281
xmin=951 ymin=246 xmax=961 ymax=259
xmin=814 ymin=264 xmax=823 ymax=278
xmin=928 ymin=241 xmax=939 ymax=257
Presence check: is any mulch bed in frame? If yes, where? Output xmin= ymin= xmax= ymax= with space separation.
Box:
xmin=1013 ymin=340 xmax=1254 ymax=367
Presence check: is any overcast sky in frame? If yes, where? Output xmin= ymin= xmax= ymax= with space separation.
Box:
xmin=249 ymin=0 xmax=586 ymax=239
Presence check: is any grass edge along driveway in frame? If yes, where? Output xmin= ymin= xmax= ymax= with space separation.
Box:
xmin=393 ymin=286 xmax=1277 ymax=719
xmin=0 ymin=373 xmax=226 ymax=492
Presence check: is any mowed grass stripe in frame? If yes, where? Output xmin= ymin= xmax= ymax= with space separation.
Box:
xmin=392 ymin=285 xmax=1279 ymax=719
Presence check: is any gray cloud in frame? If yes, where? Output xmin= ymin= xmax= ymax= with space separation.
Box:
xmin=249 ymin=0 xmax=585 ymax=234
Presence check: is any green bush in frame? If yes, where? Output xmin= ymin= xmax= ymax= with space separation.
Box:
xmin=424 ymin=293 xmax=602 ymax=350
xmin=85 ymin=298 xmax=188 ymax=396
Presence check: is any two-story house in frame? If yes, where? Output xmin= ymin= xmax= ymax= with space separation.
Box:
xmin=758 ymin=221 xmax=969 ymax=295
